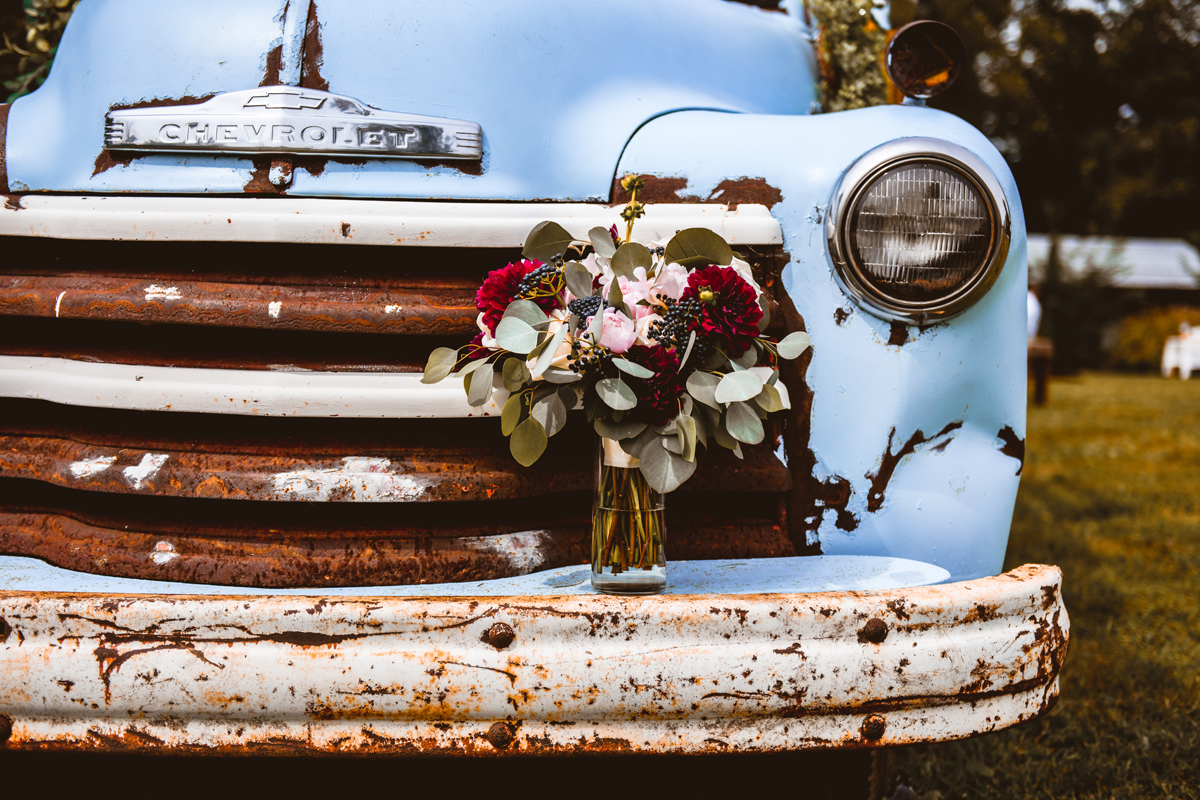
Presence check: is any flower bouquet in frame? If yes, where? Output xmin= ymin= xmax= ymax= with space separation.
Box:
xmin=422 ymin=177 xmax=810 ymax=593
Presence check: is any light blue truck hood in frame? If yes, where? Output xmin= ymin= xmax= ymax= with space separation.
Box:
xmin=5 ymin=0 xmax=816 ymax=201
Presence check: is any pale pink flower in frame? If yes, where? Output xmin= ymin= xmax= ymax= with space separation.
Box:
xmin=596 ymin=308 xmax=637 ymax=353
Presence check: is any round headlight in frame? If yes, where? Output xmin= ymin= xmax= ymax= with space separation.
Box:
xmin=827 ymin=138 xmax=1011 ymax=323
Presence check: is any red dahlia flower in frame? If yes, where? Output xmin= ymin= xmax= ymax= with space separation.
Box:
xmin=476 ymin=259 xmax=559 ymax=334
xmin=680 ymin=265 xmax=762 ymax=358
xmin=623 ymin=345 xmax=685 ymax=425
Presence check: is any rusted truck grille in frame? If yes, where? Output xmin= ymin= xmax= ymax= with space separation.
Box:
xmin=0 ymin=236 xmax=796 ymax=586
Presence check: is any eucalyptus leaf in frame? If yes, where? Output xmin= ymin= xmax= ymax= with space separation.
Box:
xmin=638 ymin=437 xmax=697 ymax=494
xmin=677 ymin=413 xmax=697 ymax=462
xmin=680 ymin=393 xmax=693 ymax=417
xmin=588 ymin=226 xmax=618 ymax=259
xmin=733 ymin=344 xmax=759 ymax=370
xmin=502 ymin=358 xmax=530 ymax=392
xmin=753 ymin=383 xmax=787 ymax=413
xmin=678 ymin=330 xmax=697 ymax=372
xmin=557 ymin=384 xmax=579 ymax=411
xmin=620 ymin=426 xmax=656 ymax=459
xmin=510 ymin=416 xmax=548 ymax=467
xmin=714 ymin=370 xmax=765 ymax=404
xmin=777 ymin=331 xmax=812 ymax=360
xmin=726 ymin=401 xmax=765 ymax=444
xmin=496 ymin=317 xmax=538 ymax=355
xmin=531 ymin=323 xmax=569 ymax=378
xmin=757 ymin=292 xmax=771 ymax=332
xmin=456 ymin=356 xmax=492 ymax=377
xmin=421 ymin=347 xmax=458 ymax=384
xmin=663 ymin=434 xmax=684 ymax=455
xmin=653 ymin=418 xmax=678 ymax=436
xmin=501 ymin=393 xmax=524 ymax=436
xmin=532 ymin=392 xmax=568 ymax=437
xmin=522 ymin=220 xmax=577 ymax=263
xmin=587 ymin=305 xmax=604 ymax=342
xmin=502 ymin=299 xmax=548 ymax=327
xmin=564 ymin=261 xmax=595 ymax=301
xmin=594 ymin=417 xmax=647 ymax=441
xmin=596 ymin=377 xmax=637 ymax=411
xmin=686 ymin=371 xmax=722 ymax=409
xmin=691 ymin=410 xmax=709 ymax=450
xmin=542 ymin=367 xmax=583 ymax=384
xmin=610 ymin=242 xmax=653 ymax=279
xmin=664 ymin=227 xmax=734 ymax=268
xmin=611 ymin=358 xmax=654 ymax=379
xmin=606 ymin=276 xmax=625 ymax=312
xmin=466 ymin=360 xmax=495 ymax=407
xmin=712 ymin=413 xmax=738 ymax=451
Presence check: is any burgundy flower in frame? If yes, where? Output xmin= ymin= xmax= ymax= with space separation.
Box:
xmin=680 ymin=265 xmax=762 ymax=358
xmin=475 ymin=259 xmax=558 ymax=334
xmin=463 ymin=331 xmax=489 ymax=361
xmin=623 ymin=344 xmax=685 ymax=425
xmin=608 ymin=224 xmax=621 ymax=248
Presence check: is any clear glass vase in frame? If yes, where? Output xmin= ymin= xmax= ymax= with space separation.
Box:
xmin=591 ymin=437 xmax=666 ymax=595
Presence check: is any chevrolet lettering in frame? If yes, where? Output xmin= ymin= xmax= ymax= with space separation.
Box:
xmin=103 ymin=86 xmax=483 ymax=159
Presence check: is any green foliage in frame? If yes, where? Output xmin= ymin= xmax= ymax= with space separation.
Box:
xmin=807 ymin=0 xmax=890 ymax=112
xmin=892 ymin=373 xmax=1200 ymax=799
xmin=1110 ymin=305 xmax=1200 ymax=371
xmin=1 ymin=0 xmax=78 ymax=102
xmin=664 ymin=228 xmax=734 ymax=268
xmin=521 ymin=220 xmax=578 ymax=263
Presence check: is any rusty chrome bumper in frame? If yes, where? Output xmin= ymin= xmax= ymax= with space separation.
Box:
xmin=0 ymin=559 xmax=1067 ymax=755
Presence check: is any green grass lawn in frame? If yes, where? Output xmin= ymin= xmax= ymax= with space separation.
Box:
xmin=892 ymin=373 xmax=1200 ymax=799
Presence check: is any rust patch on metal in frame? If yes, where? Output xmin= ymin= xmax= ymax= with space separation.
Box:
xmin=0 ymin=102 xmax=10 ymax=193
xmin=298 ymin=0 xmax=328 ymax=92
xmin=0 ymin=714 xmax=11 ymax=746
xmin=997 ymin=426 xmax=1025 ymax=476
xmin=3 ymin=194 xmax=21 ymax=210
xmin=865 ymin=422 xmax=964 ymax=513
xmin=611 ymin=175 xmax=782 ymax=209
xmin=261 ymin=43 xmax=283 ymax=87
xmin=769 ymin=249 xmax=856 ymax=550
xmin=833 ymin=307 xmax=850 ymax=326
xmin=860 ymin=715 xmax=886 ymax=741
xmin=0 ymin=615 xmax=9 ymax=643
xmin=485 ymin=721 xmax=515 ymax=750
xmin=92 ymin=95 xmax=217 ymax=176
xmin=858 ymin=618 xmax=888 ymax=644
xmin=244 ymin=155 xmax=285 ymax=194
xmin=887 ymin=322 xmax=909 ymax=347
xmin=481 ymin=623 xmax=515 ymax=650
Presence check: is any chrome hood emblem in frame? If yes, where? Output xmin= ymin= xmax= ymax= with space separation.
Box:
xmin=104 ymin=86 xmax=482 ymax=160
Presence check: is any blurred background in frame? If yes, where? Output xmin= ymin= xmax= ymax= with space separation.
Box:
xmin=0 ymin=1 xmax=1196 ymax=797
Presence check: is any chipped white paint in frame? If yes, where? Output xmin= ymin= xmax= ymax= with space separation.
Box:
xmin=465 ymin=530 xmax=550 ymax=574
xmin=0 ymin=561 xmax=1067 ymax=754
xmin=67 ymin=455 xmax=116 ymax=479
xmin=271 ymin=457 xmax=428 ymax=502
xmin=0 ymin=196 xmax=783 ymax=247
xmin=0 ymin=356 xmax=508 ymax=418
xmin=122 ymin=453 xmax=169 ymax=489
xmin=144 ymin=285 xmax=182 ymax=301
xmin=54 ymin=290 xmax=66 ymax=318
xmin=268 ymin=301 xmax=282 ymax=318
xmin=151 ymin=541 xmax=178 ymax=566
xmin=384 ymin=304 xmax=402 ymax=314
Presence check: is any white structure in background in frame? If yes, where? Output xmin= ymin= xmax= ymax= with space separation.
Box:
xmin=1162 ymin=323 xmax=1200 ymax=380
xmin=1027 ymin=235 xmax=1200 ymax=289
xmin=1027 ymin=290 xmax=1042 ymax=340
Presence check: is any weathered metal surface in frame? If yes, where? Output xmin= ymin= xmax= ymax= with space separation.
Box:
xmin=0 ymin=196 xmax=782 ymax=246
xmin=0 ymin=274 xmax=477 ymax=336
xmin=0 ymin=562 xmax=1068 ymax=754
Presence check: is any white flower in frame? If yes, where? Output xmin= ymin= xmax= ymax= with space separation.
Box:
xmin=634 ymin=313 xmax=663 ymax=347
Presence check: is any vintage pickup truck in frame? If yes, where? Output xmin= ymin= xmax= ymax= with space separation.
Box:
xmin=0 ymin=0 xmax=1066 ymax=791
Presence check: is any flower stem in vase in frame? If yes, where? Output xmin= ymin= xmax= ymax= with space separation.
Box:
xmin=591 ymin=437 xmax=666 ymax=595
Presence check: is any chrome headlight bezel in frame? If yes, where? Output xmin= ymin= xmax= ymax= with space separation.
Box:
xmin=826 ymin=138 xmax=1012 ymax=324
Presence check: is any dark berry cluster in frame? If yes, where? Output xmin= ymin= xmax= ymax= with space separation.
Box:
xmin=567 ymin=294 xmax=602 ymax=320
xmin=569 ymin=340 xmax=610 ymax=373
xmin=650 ymin=296 xmax=713 ymax=361
xmin=516 ymin=256 xmax=564 ymax=300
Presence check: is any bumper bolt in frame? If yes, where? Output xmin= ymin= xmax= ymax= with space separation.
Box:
xmin=858 ymin=618 xmax=888 ymax=644
xmin=486 ymin=721 xmax=515 ymax=750
xmin=481 ymin=622 xmax=515 ymax=650
xmin=861 ymin=714 xmax=886 ymax=741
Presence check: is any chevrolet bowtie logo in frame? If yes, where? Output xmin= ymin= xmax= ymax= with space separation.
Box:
xmin=242 ymin=90 xmax=326 ymax=110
